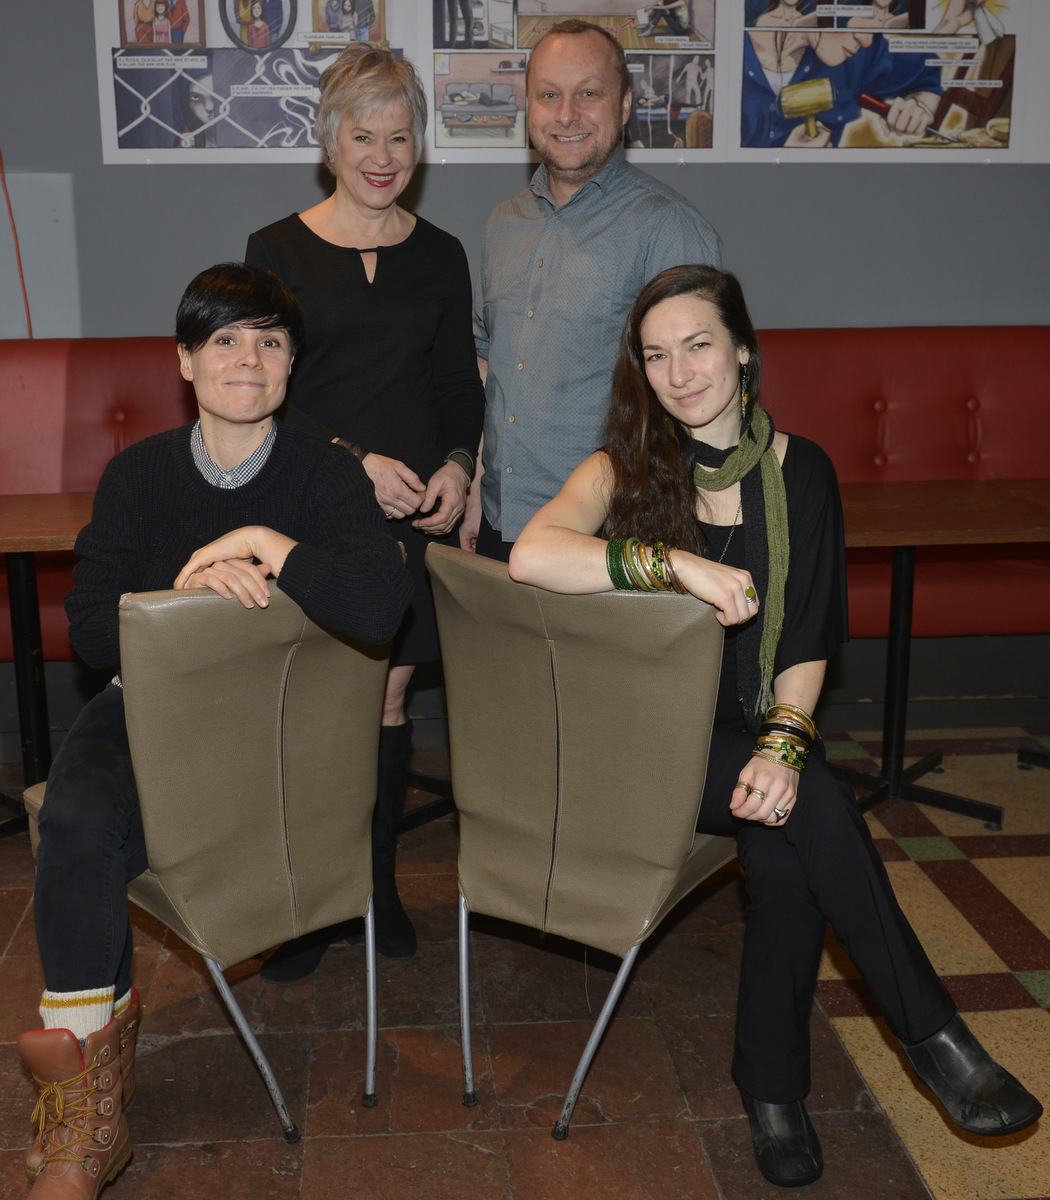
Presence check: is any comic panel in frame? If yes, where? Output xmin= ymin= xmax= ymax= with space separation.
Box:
xmin=517 ymin=0 xmax=715 ymax=52
xmin=626 ymin=51 xmax=714 ymax=148
xmin=118 ymin=0 xmax=207 ymax=47
xmin=310 ymin=0 xmax=387 ymax=44
xmin=112 ymin=45 xmax=344 ymax=148
xmin=434 ymin=0 xmax=515 ymax=49
xmin=742 ymin=3 xmax=928 ymax=32
xmin=742 ymin=2 xmax=1012 ymax=148
xmin=433 ymin=51 xmax=528 ymax=147
xmin=217 ymin=0 xmax=298 ymax=51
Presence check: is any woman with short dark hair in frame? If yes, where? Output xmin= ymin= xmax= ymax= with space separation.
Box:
xmin=17 ymin=263 xmax=411 ymax=1199
xmin=510 ymin=264 xmax=1042 ymax=1188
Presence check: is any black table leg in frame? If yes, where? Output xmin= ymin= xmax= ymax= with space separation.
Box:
xmin=831 ymin=546 xmax=1004 ymax=829
xmin=3 ymin=551 xmax=49 ymax=835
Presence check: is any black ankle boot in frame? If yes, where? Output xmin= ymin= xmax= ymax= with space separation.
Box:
xmin=903 ymin=1014 xmax=1042 ymax=1136
xmin=740 ymin=1089 xmax=823 ymax=1188
xmin=372 ymin=722 xmax=417 ymax=959
xmin=260 ymin=923 xmax=346 ymax=983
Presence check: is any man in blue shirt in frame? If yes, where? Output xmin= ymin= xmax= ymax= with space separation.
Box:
xmin=465 ymin=20 xmax=722 ymax=560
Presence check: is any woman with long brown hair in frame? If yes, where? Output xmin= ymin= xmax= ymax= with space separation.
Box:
xmin=510 ymin=265 xmax=1041 ymax=1188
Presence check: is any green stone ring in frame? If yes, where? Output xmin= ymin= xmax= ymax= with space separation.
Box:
xmin=745 ymin=586 xmax=758 ymax=603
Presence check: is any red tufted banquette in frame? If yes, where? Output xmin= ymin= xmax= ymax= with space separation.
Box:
xmin=2 ymin=326 xmax=1049 ymax=660
xmin=1 ymin=338 xmax=195 ymax=660
xmin=760 ymin=325 xmax=1050 ymax=637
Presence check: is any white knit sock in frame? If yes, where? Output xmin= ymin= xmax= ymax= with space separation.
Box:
xmin=40 ymin=987 xmax=114 ymax=1043
xmin=113 ymin=988 xmax=133 ymax=1020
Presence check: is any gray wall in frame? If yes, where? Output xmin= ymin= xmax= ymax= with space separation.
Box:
xmin=1 ymin=1 xmax=1048 ymax=338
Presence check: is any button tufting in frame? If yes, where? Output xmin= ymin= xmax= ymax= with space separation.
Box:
xmin=967 ymin=398 xmax=980 ymax=411
xmin=112 ymin=410 xmax=126 ymax=423
xmin=968 ymin=451 xmax=980 ymax=464
xmin=874 ymin=454 xmax=887 ymax=467
xmin=873 ymin=399 xmax=886 ymax=413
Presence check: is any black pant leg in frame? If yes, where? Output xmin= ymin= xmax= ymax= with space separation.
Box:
xmin=34 ymin=684 xmax=148 ymax=995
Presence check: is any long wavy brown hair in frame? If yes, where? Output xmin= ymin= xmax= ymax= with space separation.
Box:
xmin=601 ymin=264 xmax=762 ymax=553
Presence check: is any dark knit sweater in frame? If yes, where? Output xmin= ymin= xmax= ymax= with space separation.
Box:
xmin=65 ymin=420 xmax=413 ymax=671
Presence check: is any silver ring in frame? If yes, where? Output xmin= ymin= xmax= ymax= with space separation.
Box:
xmin=773 ymin=807 xmax=787 ymax=821
xmin=749 ymin=787 xmax=766 ymax=800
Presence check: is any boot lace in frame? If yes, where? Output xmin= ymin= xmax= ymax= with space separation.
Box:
xmin=31 ymin=1061 xmax=102 ymax=1166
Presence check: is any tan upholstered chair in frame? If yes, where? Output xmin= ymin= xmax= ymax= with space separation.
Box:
xmin=426 ymin=544 xmax=737 ymax=1139
xmin=24 ymin=587 xmax=389 ymax=1142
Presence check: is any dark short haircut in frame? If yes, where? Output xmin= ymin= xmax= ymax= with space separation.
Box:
xmin=175 ymin=262 xmax=305 ymax=355
xmin=526 ymin=19 xmax=632 ymax=105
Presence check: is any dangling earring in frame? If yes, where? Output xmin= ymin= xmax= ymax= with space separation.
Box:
xmin=740 ymin=361 xmax=751 ymax=420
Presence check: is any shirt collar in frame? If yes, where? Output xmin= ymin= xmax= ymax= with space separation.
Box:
xmin=190 ymin=418 xmax=276 ymax=489
xmin=529 ymin=145 xmax=628 ymax=209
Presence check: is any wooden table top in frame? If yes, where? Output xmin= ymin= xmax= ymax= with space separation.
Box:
xmin=840 ymin=479 xmax=1050 ymax=548
xmin=0 ymin=493 xmax=94 ymax=553
xmin=3 ymin=480 xmax=1049 ymax=555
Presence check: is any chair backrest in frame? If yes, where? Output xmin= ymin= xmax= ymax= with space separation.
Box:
xmin=427 ymin=545 xmax=736 ymax=960
xmin=118 ymin=587 xmax=389 ymax=968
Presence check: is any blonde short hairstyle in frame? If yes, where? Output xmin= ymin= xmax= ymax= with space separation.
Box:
xmin=315 ymin=44 xmax=428 ymax=168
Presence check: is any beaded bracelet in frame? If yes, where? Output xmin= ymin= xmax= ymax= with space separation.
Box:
xmin=753 ymin=741 xmax=810 ymax=772
xmin=606 ymin=539 xmax=634 ymax=591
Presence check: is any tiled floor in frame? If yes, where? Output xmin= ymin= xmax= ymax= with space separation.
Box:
xmin=0 ymin=729 xmax=1048 ymax=1199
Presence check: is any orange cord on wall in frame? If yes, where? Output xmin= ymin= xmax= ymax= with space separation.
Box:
xmin=0 ymin=143 xmax=34 ymax=337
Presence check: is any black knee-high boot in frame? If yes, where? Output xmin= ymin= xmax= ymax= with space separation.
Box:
xmin=372 ymin=721 xmax=417 ymax=959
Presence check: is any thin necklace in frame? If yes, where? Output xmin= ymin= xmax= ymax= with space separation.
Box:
xmin=716 ymin=499 xmax=743 ymax=563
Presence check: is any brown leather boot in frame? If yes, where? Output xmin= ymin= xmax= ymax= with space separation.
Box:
xmin=19 ymin=1019 xmax=132 ymax=1198
xmin=116 ymin=989 xmax=140 ymax=1113
xmin=24 ymin=991 xmax=140 ymax=1182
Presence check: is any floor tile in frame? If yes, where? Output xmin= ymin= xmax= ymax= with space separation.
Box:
xmin=885 ymin=861 xmax=1009 ymax=977
xmin=301 ymin=1131 xmax=508 ymax=1200
xmin=918 ymin=860 xmax=1050 ymax=973
xmin=307 ymin=1027 xmax=495 ymax=1137
xmin=133 ymin=1030 xmax=309 ymax=1145
xmin=975 ymin=857 xmax=1050 ymax=942
xmin=487 ymin=1018 xmax=684 ymax=1131
xmin=114 ymin=1139 xmax=304 ymax=1199
xmin=504 ymin=1120 xmax=721 ymax=1200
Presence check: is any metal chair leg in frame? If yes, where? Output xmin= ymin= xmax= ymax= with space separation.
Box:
xmin=551 ymin=943 xmax=641 ymax=1141
xmin=363 ymin=897 xmax=378 ymax=1107
xmin=203 ymin=957 xmax=301 ymax=1143
xmin=459 ymin=894 xmax=478 ymax=1107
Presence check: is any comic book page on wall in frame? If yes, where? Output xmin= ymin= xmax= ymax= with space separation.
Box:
xmin=94 ymin=1 xmax=1050 ymax=164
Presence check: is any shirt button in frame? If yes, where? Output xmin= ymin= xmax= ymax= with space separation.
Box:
xmin=527 ymin=310 xmax=534 ymax=318
xmin=555 ymin=213 xmax=562 ymax=220
xmin=517 ymin=362 xmax=524 ymax=370
xmin=506 ymin=466 xmax=514 ymax=474
xmin=537 ymin=258 xmax=543 ymax=267
xmin=508 ymin=414 xmax=516 ymax=422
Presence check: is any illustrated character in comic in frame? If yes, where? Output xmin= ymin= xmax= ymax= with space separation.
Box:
xmin=742 ymin=26 xmax=943 ymax=146
xmin=133 ymin=0 xmax=155 ymax=41
xmin=354 ymin=0 xmax=376 ymax=41
xmin=180 ymin=72 xmax=218 ymax=147
xmin=168 ymin=0 xmax=191 ymax=42
xmin=934 ymin=0 xmax=1006 ymax=41
xmin=637 ymin=0 xmax=692 ymax=38
xmin=151 ymin=0 xmax=172 ymax=43
xmin=235 ymin=0 xmax=280 ymax=45
xmin=248 ymin=0 xmax=272 ymax=46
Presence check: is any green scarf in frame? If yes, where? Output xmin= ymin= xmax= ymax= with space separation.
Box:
xmin=692 ymin=404 xmax=788 ymax=727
